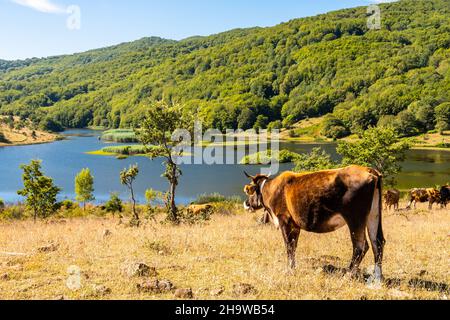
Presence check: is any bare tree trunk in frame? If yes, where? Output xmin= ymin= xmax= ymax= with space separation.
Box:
xmin=130 ymin=186 xmax=139 ymax=221
xmin=169 ymin=164 xmax=178 ymax=222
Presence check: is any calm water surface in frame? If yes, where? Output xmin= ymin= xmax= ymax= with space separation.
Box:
xmin=0 ymin=130 xmax=448 ymax=204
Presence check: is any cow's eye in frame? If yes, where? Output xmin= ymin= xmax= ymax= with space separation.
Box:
xmin=244 ymin=185 xmax=257 ymax=195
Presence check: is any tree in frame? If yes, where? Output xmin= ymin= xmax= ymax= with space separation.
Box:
xmin=104 ymin=193 xmax=123 ymax=218
xmin=321 ymin=115 xmax=350 ymax=140
xmin=75 ymin=168 xmax=95 ymax=211
xmin=253 ymin=115 xmax=269 ymax=131
xmin=0 ymin=198 xmax=5 ymax=211
xmin=267 ymin=120 xmax=283 ymax=132
xmin=294 ymin=147 xmax=337 ymax=172
xmin=145 ymin=188 xmax=162 ymax=221
xmin=336 ymin=127 xmax=410 ymax=186
xmin=40 ymin=117 xmax=64 ymax=132
xmin=435 ymin=102 xmax=450 ymax=133
xmin=137 ymin=101 xmax=193 ymax=223
xmin=237 ymin=108 xmax=256 ymax=130
xmin=17 ymin=160 xmax=61 ymax=222
xmin=120 ymin=164 xmax=140 ymax=223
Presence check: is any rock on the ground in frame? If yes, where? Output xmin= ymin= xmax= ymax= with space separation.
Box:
xmin=137 ymin=279 xmax=174 ymax=293
xmin=37 ymin=243 xmax=59 ymax=253
xmin=210 ymin=287 xmax=224 ymax=297
xmin=123 ymin=262 xmax=157 ymax=278
xmin=233 ymin=283 xmax=257 ymax=296
xmin=93 ymin=284 xmax=111 ymax=296
xmin=174 ymin=288 xmax=193 ymax=299
xmin=0 ymin=273 xmax=9 ymax=280
xmin=103 ymin=229 xmax=112 ymax=238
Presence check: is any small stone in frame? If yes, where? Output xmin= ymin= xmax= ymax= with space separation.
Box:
xmin=37 ymin=243 xmax=59 ymax=253
xmin=124 ymin=262 xmax=157 ymax=278
xmin=174 ymin=288 xmax=194 ymax=299
xmin=210 ymin=287 xmax=224 ymax=297
xmin=419 ymin=270 xmax=428 ymax=277
xmin=103 ymin=229 xmax=112 ymax=238
xmin=54 ymin=295 xmax=66 ymax=300
xmin=0 ymin=273 xmax=9 ymax=280
xmin=233 ymin=283 xmax=257 ymax=296
xmin=137 ymin=279 xmax=174 ymax=293
xmin=93 ymin=284 xmax=111 ymax=296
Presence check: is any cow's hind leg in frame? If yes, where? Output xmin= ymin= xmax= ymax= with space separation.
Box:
xmin=348 ymin=226 xmax=369 ymax=277
xmin=279 ymin=218 xmax=300 ymax=270
xmin=367 ymin=191 xmax=386 ymax=285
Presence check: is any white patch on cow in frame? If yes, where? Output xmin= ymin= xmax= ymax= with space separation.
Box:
xmin=243 ymin=202 xmax=250 ymax=211
xmin=272 ymin=214 xmax=280 ymax=229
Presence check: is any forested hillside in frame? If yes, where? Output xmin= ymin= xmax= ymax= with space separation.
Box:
xmin=0 ymin=0 xmax=449 ymax=137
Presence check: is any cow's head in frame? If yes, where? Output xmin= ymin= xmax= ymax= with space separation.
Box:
xmin=243 ymin=172 xmax=270 ymax=212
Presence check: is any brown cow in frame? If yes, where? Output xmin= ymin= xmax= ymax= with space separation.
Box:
xmin=440 ymin=185 xmax=450 ymax=208
xmin=243 ymin=165 xmax=385 ymax=284
xmin=406 ymin=188 xmax=441 ymax=210
xmin=384 ymin=189 xmax=400 ymax=211
xmin=187 ymin=204 xmax=213 ymax=215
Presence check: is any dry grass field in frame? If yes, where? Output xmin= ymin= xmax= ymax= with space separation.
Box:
xmin=0 ymin=117 xmax=59 ymax=147
xmin=0 ymin=202 xmax=449 ymax=300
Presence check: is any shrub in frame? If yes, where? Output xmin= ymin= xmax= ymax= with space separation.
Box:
xmin=267 ymin=120 xmax=283 ymax=132
xmin=104 ymin=193 xmax=124 ymax=217
xmin=294 ymin=147 xmax=337 ymax=172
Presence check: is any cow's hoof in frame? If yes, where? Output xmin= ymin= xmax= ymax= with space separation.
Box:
xmin=366 ymin=276 xmax=383 ymax=289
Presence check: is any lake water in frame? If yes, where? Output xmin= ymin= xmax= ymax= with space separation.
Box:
xmin=0 ymin=129 xmax=449 ymax=204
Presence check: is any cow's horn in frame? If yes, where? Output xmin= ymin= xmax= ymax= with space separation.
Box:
xmin=244 ymin=171 xmax=253 ymax=179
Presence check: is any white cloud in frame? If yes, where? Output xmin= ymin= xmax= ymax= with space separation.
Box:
xmin=12 ymin=0 xmax=66 ymax=14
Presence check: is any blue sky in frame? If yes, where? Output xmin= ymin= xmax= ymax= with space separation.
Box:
xmin=0 ymin=0 xmax=394 ymax=60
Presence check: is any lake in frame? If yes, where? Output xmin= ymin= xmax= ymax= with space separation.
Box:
xmin=0 ymin=129 xmax=449 ymax=204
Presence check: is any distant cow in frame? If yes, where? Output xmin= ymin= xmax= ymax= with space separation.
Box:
xmin=384 ymin=189 xmax=400 ymax=211
xmin=187 ymin=204 xmax=213 ymax=216
xmin=440 ymin=185 xmax=450 ymax=208
xmin=406 ymin=188 xmax=441 ymax=210
xmin=243 ymin=166 xmax=385 ymax=284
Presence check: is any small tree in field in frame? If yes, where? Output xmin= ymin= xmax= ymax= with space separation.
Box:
xmin=17 ymin=160 xmax=61 ymax=222
xmin=337 ymin=127 xmax=410 ymax=187
xmin=294 ymin=147 xmax=337 ymax=173
xmin=120 ymin=164 xmax=139 ymax=223
xmin=75 ymin=168 xmax=95 ymax=211
xmin=104 ymin=193 xmax=123 ymax=218
xmin=137 ymin=101 xmax=193 ymax=223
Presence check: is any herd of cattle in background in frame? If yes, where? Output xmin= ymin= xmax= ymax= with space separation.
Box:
xmin=384 ymin=185 xmax=450 ymax=211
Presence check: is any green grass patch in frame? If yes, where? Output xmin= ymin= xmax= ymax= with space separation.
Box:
xmin=240 ymin=149 xmax=301 ymax=165
xmin=87 ymin=145 xmax=192 ymax=157
xmin=101 ymin=129 xmax=139 ymax=143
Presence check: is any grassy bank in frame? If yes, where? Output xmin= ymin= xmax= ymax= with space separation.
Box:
xmin=101 ymin=129 xmax=139 ymax=143
xmin=240 ymin=150 xmax=301 ymax=165
xmin=0 ymin=201 xmax=448 ymax=300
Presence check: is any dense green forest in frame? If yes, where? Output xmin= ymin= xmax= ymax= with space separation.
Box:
xmin=0 ymin=0 xmax=449 ymax=137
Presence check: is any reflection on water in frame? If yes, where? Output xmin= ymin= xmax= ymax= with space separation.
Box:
xmin=0 ymin=130 xmax=448 ymax=204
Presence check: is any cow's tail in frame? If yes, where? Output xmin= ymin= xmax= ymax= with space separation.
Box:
xmin=375 ymin=173 xmax=385 ymax=248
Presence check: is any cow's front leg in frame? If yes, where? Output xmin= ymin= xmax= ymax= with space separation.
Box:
xmin=280 ymin=219 xmax=300 ymax=270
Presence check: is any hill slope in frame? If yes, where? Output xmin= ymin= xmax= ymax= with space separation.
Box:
xmin=0 ymin=0 xmax=449 ymax=137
